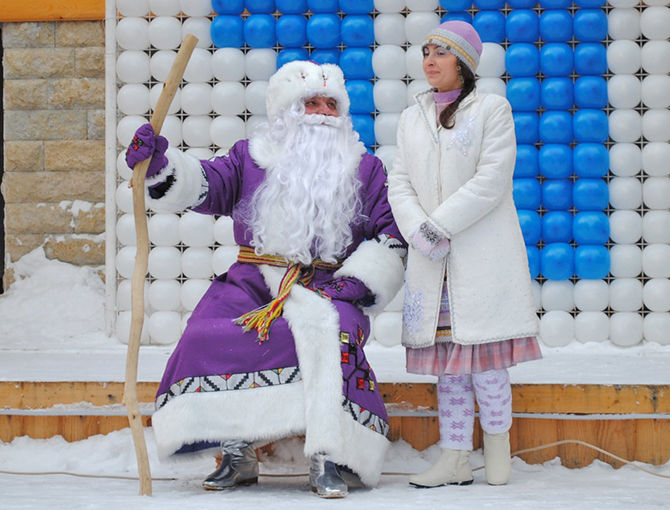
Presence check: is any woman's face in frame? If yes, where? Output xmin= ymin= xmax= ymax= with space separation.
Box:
xmin=422 ymin=44 xmax=461 ymax=92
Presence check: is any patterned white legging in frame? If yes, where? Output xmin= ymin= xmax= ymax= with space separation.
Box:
xmin=437 ymin=369 xmax=512 ymax=451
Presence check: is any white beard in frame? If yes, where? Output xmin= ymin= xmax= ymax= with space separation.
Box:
xmin=246 ymin=104 xmax=366 ymax=264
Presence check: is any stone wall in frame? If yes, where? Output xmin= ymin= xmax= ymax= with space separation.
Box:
xmin=2 ymin=20 xmax=106 ymax=288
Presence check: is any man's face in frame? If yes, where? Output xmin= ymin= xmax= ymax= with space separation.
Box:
xmin=304 ymin=95 xmax=339 ymax=117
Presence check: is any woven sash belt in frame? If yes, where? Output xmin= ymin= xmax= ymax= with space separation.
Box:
xmin=233 ymin=246 xmax=342 ymax=343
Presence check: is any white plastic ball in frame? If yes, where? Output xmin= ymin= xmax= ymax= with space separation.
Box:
xmin=118 ymin=84 xmax=150 ymax=115
xmin=609 ymin=210 xmax=643 ymax=244
xmin=643 ymin=177 xmax=670 ymax=209
xmin=374 ymin=80 xmax=408 ymax=113
xmin=180 ymin=279 xmax=210 ymax=311
xmin=406 ymin=0 xmax=439 ymax=9
xmin=212 ymin=245 xmax=239 ymax=275
xmin=117 ymin=0 xmax=149 ymax=17
xmin=607 ymin=40 xmax=641 ymax=75
xmin=642 ymin=110 xmax=670 ymax=142
xmin=609 ymin=143 xmax=641 ymax=177
xmin=374 ymin=13 xmax=406 ymax=45
xmin=246 ymin=115 xmax=268 ymax=138
xmin=212 ymin=48 xmax=246 ymax=81
xmin=117 ymin=151 xmax=133 ymax=181
xmin=643 ymin=279 xmax=670 ymax=312
xmin=148 ymin=246 xmax=182 ymax=279
xmin=640 ymin=6 xmax=670 ymax=39
xmin=607 ymin=75 xmax=641 ymax=109
xmin=150 ymin=83 xmax=180 ymax=114
xmin=214 ymin=216 xmax=235 ymax=245
xmin=574 ymin=279 xmax=609 ymax=312
xmin=150 ymin=50 xmax=176 ymax=82
xmin=117 ymin=51 xmax=151 ymax=83
xmin=372 ymin=46 xmax=407 ymax=79
xmin=184 ymin=48 xmax=213 ymax=82
xmin=541 ymin=280 xmax=574 ymax=312
xmin=608 ymin=177 xmax=642 ymax=210
xmin=385 ymin=285 xmax=404 ymax=313
xmin=180 ymin=83 xmax=212 ymax=115
xmin=608 ymin=110 xmax=642 ymax=143
xmin=211 ymin=116 xmax=246 ymax=151
xmin=149 ymin=279 xmax=181 ymax=311
xmin=374 ymin=145 xmax=398 ymax=173
xmin=644 ymin=313 xmax=670 ymax=345
xmin=148 ymin=311 xmax=182 ymax=345
xmin=531 ymin=280 xmax=542 ymax=311
xmin=116 ymin=181 xmax=134 ymax=214
xmin=186 ymin=148 xmax=214 ymax=159
xmin=539 ymin=311 xmax=574 ymax=347
xmin=607 ymin=0 xmax=638 ymax=5
xmin=406 ymin=45 xmax=425 ymax=80
xmin=182 ymin=247 xmax=214 ymax=279
xmin=405 ymin=12 xmax=440 ymax=45
xmin=116 ymin=279 xmax=132 ymax=311
xmin=148 ymin=213 xmax=180 ymax=246
xmin=407 ymin=79 xmax=430 ymax=105
xmin=179 ymin=211 xmax=214 ymax=246
xmin=642 ymin=0 xmax=670 ymax=5
xmin=641 ymin=41 xmax=670 ymax=74
xmin=180 ymin=0 xmax=211 ymax=16
xmin=148 ymin=16 xmax=182 ymax=50
xmin=116 ymin=115 xmax=145 ymax=147
xmin=181 ymin=312 xmax=192 ymax=333
xmin=374 ymin=113 xmax=401 ymax=146
xmin=641 ymin=76 xmax=670 ymax=109
xmin=149 ymin=0 xmax=180 ymax=16
xmin=116 ymin=246 xmax=138 ymax=279
xmin=245 ymin=49 xmax=277 ymax=81
xmin=212 ymin=82 xmax=246 ymax=115
xmin=609 ymin=244 xmax=642 ymax=278
xmin=374 ymin=312 xmax=402 ymax=347
xmin=374 ymin=0 xmax=406 ymax=13
xmin=574 ymin=312 xmax=609 ymax=343
xmin=182 ymin=115 xmax=212 ymax=147
xmin=610 ymin=278 xmax=643 ymax=312
xmin=475 ymin=78 xmax=507 ymax=97
xmin=607 ymin=9 xmax=641 ymax=40
xmin=183 ymin=17 xmax=212 ymax=48
xmin=609 ymin=312 xmax=643 ymax=346
xmin=643 ymin=211 xmax=670 ymax=244
xmin=116 ymin=213 xmax=137 ymax=246
xmin=245 ymin=81 xmax=269 ymax=115
xmin=116 ymin=17 xmax=150 ymax=50
xmin=642 ymin=143 xmax=670 ymax=177
xmin=116 ymin=310 xmax=150 ymax=345
xmin=159 ymin=115 xmax=182 ymax=147
xmin=478 ymin=43 xmax=506 ymax=78
xmin=643 ymin=244 xmax=670 ymax=278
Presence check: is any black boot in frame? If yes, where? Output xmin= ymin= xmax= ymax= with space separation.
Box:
xmin=309 ymin=453 xmax=348 ymax=498
xmin=202 ymin=440 xmax=259 ymax=490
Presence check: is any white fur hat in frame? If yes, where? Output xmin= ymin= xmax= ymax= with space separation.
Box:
xmin=265 ymin=60 xmax=350 ymax=121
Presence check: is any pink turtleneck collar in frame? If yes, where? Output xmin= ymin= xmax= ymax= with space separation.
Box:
xmin=433 ymin=88 xmax=461 ymax=105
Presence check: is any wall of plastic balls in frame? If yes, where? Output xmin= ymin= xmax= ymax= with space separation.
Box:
xmin=111 ymin=0 xmax=670 ymax=348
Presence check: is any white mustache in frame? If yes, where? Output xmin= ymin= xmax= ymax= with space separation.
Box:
xmin=302 ymin=113 xmax=344 ymax=127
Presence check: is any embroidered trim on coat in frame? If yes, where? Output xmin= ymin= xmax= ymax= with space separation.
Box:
xmin=402 ymin=283 xmax=424 ymax=335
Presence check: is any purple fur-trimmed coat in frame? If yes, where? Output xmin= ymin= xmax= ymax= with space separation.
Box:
xmin=149 ymin=139 xmax=406 ymax=486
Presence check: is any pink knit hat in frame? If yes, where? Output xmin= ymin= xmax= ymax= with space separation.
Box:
xmin=423 ymin=21 xmax=483 ymax=75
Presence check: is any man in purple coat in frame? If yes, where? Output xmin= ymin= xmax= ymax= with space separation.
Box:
xmin=126 ymin=60 xmax=406 ymax=498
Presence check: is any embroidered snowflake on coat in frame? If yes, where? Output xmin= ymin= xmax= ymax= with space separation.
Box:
xmin=444 ymin=114 xmax=476 ymax=157
xmin=402 ymin=283 xmax=424 ymax=335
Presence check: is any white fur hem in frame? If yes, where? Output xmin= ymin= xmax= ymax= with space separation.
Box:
xmin=146 ymin=147 xmax=207 ymax=213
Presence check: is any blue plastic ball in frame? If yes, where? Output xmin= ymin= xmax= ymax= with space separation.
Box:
xmin=518 ymin=210 xmax=542 ymax=245
xmin=307 ymin=14 xmax=340 ymax=48
xmin=539 ymin=10 xmax=572 ymax=43
xmin=540 ymin=43 xmax=573 ymax=77
xmin=575 ymin=0 xmax=605 ymax=7
xmin=574 ymin=212 xmax=610 ymax=244
xmin=507 ymin=78 xmax=541 ymax=112
xmin=276 ymin=15 xmax=307 ymax=47
xmin=573 ymin=179 xmax=609 ymax=211
xmin=346 ymin=80 xmax=374 ymax=114
xmin=505 ymin=43 xmax=540 ymax=77
xmin=542 ymin=180 xmax=573 ymax=211
xmin=509 ymin=0 xmax=536 ymax=7
xmin=506 ymin=10 xmax=539 ymax=43
xmin=246 ymin=0 xmax=276 ymax=13
xmin=573 ymin=143 xmax=609 ymax=178
xmin=351 ymin=114 xmax=375 ymax=147
xmin=514 ymin=145 xmax=539 ymax=178
xmin=574 ymin=76 xmax=607 ymax=109
xmin=473 ymin=11 xmax=506 ymax=43
xmin=308 ymin=0 xmax=338 ymax=11
xmin=310 ymin=48 xmax=339 ymax=65
xmin=513 ymin=113 xmax=539 ymax=144
xmin=542 ymin=211 xmax=573 ymax=243
xmin=473 ymin=0 xmax=505 ymax=10
xmin=540 ymin=111 xmax=573 ymax=144
xmin=541 ymin=78 xmax=574 ymax=110
xmin=541 ymin=243 xmax=575 ymax=280
xmin=442 ymin=12 xmax=473 ymax=23
xmin=341 ymin=15 xmax=374 ymax=47
xmin=212 ymin=0 xmax=244 ymax=14
xmin=244 ymin=15 xmax=276 ymax=48
xmin=211 ymin=16 xmax=244 ymax=48
xmin=573 ymin=109 xmax=608 ymax=143
xmin=540 ymin=0 xmax=571 ymax=7
xmin=539 ymin=144 xmax=572 ymax=179
xmin=513 ymin=178 xmax=542 ymax=210
xmin=276 ymin=48 xmax=309 ymax=68
xmin=440 ymin=0 xmax=472 ymax=10
xmin=527 ymin=246 xmax=541 ymax=279
xmin=574 ymin=43 xmax=607 ymax=75
xmin=276 ymin=0 xmax=308 ymax=13
xmin=573 ymin=9 xmax=608 ymax=42
xmin=574 ymin=245 xmax=609 ymax=279
xmin=340 ymin=48 xmax=373 ymax=79
xmin=339 ymin=0 xmax=374 ymax=13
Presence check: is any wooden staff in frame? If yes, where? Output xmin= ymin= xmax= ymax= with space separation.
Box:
xmin=124 ymin=33 xmax=198 ymax=496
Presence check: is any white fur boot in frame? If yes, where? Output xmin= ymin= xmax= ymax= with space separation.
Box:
xmin=483 ymin=431 xmax=511 ymax=485
xmin=409 ymin=448 xmax=473 ymax=488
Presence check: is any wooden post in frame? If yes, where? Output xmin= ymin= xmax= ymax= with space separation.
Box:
xmin=124 ymin=34 xmax=199 ymax=496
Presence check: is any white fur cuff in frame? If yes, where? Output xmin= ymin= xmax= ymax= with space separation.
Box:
xmin=146 ymin=147 xmax=208 ymax=213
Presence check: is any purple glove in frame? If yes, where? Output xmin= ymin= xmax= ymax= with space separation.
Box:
xmin=315 ymin=276 xmax=373 ymax=304
xmin=125 ymin=123 xmax=169 ymax=178
xmin=411 ymin=220 xmax=451 ymax=261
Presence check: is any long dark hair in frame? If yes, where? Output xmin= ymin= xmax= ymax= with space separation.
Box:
xmin=437 ymin=61 xmax=476 ymax=130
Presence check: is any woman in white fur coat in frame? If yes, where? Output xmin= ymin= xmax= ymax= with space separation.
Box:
xmin=387 ymin=21 xmax=542 ymax=488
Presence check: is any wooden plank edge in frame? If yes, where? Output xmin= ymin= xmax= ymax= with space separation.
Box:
xmin=0 ymin=0 xmax=105 ymax=22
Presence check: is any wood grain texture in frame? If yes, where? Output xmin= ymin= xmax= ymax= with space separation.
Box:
xmin=0 ymin=0 xmax=104 ymax=22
